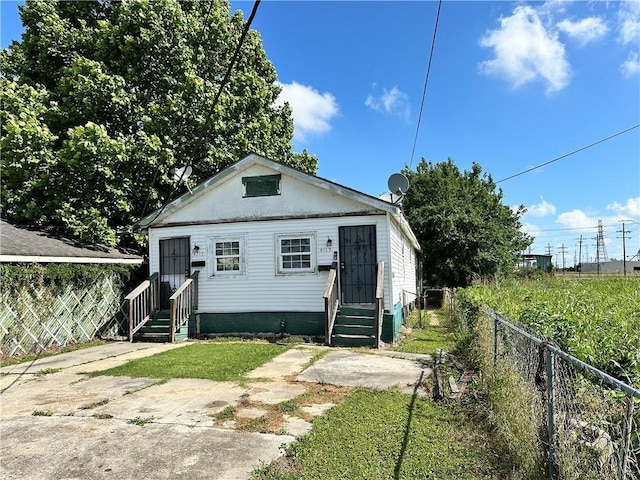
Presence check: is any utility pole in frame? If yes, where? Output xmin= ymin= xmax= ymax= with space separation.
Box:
xmin=559 ymin=244 xmax=567 ymax=273
xmin=577 ymin=235 xmax=583 ymax=277
xmin=617 ymin=222 xmax=631 ymax=276
xmin=545 ymin=243 xmax=554 ymax=272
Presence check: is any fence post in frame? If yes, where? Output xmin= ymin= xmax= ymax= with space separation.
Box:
xmin=493 ymin=313 xmax=499 ymax=370
xmin=619 ymin=394 xmax=635 ymax=480
xmin=545 ymin=347 xmax=556 ymax=480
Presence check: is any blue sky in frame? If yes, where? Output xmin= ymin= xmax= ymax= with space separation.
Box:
xmin=2 ymin=0 xmax=639 ymax=264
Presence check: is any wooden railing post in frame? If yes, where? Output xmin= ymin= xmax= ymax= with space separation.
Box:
xmin=322 ymin=269 xmax=338 ymax=346
xmin=125 ymin=275 xmax=158 ymax=342
xmin=168 ymin=271 xmax=199 ymax=343
xmin=374 ymin=261 xmax=385 ymax=349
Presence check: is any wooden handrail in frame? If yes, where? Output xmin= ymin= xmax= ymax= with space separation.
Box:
xmin=323 ymin=269 xmax=339 ymax=346
xmin=374 ymin=262 xmax=385 ymax=349
xmin=126 ymin=272 xmax=159 ymax=342
xmin=169 ymin=271 xmax=199 ymax=343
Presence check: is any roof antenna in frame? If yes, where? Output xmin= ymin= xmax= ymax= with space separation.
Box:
xmin=172 ymin=165 xmax=193 ymax=195
xmin=387 ymin=173 xmax=410 ymax=204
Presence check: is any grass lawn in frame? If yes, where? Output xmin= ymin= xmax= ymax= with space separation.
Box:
xmin=88 ymin=341 xmax=291 ymax=381
xmin=255 ymin=388 xmax=510 ymax=480
xmin=392 ymin=309 xmax=454 ymax=355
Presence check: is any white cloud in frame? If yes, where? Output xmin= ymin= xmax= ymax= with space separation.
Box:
xmin=520 ymin=221 xmax=544 ymax=239
xmin=606 ymin=197 xmax=640 ymax=218
xmin=365 ymin=85 xmax=410 ymax=120
xmin=479 ymin=5 xmax=571 ymax=94
xmin=526 ymin=197 xmax=557 ymax=217
xmin=275 ymin=81 xmax=339 ymax=142
xmin=621 ymin=51 xmax=640 ymax=77
xmin=557 ymin=17 xmax=608 ymax=45
xmin=618 ymin=0 xmax=640 ymax=45
xmin=556 ymin=209 xmax=596 ymax=230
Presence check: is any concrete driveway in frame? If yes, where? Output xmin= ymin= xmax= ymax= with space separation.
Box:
xmin=0 ymin=342 xmax=432 ymax=480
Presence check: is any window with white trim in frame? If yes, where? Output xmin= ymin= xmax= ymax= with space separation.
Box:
xmin=210 ymin=237 xmax=244 ymax=276
xmin=276 ymin=234 xmax=316 ymax=274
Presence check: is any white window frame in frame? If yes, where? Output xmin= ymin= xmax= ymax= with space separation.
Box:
xmin=275 ymin=233 xmax=316 ymax=275
xmin=209 ymin=236 xmax=245 ymax=276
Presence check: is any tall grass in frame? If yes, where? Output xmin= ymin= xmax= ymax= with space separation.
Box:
xmin=460 ymin=277 xmax=640 ymax=384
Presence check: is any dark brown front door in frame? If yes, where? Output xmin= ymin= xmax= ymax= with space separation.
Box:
xmin=159 ymin=237 xmax=190 ymax=309
xmin=338 ymin=225 xmax=377 ymax=305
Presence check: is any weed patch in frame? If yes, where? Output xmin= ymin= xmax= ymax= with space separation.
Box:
xmin=127 ymin=416 xmax=154 ymax=426
xmin=32 ymin=410 xmax=53 ymax=417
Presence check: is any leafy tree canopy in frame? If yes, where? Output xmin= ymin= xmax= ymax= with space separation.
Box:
xmin=402 ymin=159 xmax=531 ymax=287
xmin=1 ymin=0 xmax=317 ymax=248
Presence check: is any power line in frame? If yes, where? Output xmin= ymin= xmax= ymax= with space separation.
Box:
xmin=409 ymin=0 xmax=443 ymax=169
xmin=495 ymin=124 xmax=640 ymax=184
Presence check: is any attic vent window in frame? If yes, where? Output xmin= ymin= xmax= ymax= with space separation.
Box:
xmin=242 ymin=174 xmax=281 ymax=197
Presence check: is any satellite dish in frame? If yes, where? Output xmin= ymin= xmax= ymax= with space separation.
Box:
xmin=172 ymin=165 xmax=192 ymax=183
xmin=172 ymin=165 xmax=193 ymax=194
xmin=388 ymin=173 xmax=409 ymax=195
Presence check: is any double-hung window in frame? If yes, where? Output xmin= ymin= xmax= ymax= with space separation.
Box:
xmin=210 ymin=237 xmax=244 ymax=276
xmin=276 ymin=234 xmax=315 ymax=274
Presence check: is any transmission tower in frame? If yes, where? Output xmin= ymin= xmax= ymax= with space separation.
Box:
xmin=596 ymin=220 xmax=608 ymax=263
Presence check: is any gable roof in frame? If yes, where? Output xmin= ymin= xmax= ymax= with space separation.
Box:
xmin=139 ymin=153 xmax=401 ymax=227
xmin=0 ymin=219 xmax=143 ymax=264
xmin=138 ymin=153 xmax=420 ymax=251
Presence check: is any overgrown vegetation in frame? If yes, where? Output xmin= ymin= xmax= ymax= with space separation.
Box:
xmin=0 ymin=263 xmax=140 ymax=294
xmin=88 ymin=341 xmax=291 ymax=381
xmin=459 ymin=277 xmax=640 ymax=383
xmin=453 ymin=279 xmax=640 ymax=480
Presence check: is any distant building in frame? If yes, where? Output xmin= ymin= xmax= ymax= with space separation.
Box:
xmin=518 ymin=254 xmax=553 ymax=271
xmin=579 ymin=260 xmax=640 ymax=274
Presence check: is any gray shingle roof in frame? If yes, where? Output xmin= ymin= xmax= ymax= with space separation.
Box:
xmin=0 ymin=220 xmax=143 ymax=264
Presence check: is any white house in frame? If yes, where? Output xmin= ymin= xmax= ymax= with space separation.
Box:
xmin=134 ymin=154 xmax=420 ymax=347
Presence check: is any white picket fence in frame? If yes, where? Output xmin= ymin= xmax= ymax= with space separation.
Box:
xmin=0 ymin=274 xmax=126 ymax=357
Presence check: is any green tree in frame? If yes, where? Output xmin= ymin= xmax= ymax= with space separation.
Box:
xmin=1 ymin=0 xmax=317 ymax=247
xmin=403 ymin=159 xmax=531 ymax=287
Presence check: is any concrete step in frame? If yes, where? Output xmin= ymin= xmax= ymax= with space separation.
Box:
xmin=336 ymin=314 xmax=375 ymax=326
xmin=339 ymin=306 xmax=376 ymax=317
xmin=333 ymin=324 xmax=375 ymax=336
xmin=331 ymin=333 xmax=375 ymax=348
xmin=133 ymin=332 xmax=171 ymax=343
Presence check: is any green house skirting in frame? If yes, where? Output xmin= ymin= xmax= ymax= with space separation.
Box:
xmin=195 ymin=312 xmax=325 ymax=337
xmin=193 ymin=308 xmax=403 ymax=344
xmin=380 ymin=302 xmax=403 ymax=344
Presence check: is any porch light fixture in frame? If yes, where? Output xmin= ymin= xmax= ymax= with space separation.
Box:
xmin=193 ymin=245 xmax=200 ymax=254
xmin=326 ymin=237 xmax=332 ymax=247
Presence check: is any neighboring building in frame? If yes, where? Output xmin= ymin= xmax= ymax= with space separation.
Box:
xmin=0 ymin=219 xmax=142 ymax=265
xmin=135 ymin=153 xmax=421 ymax=346
xmin=518 ymin=254 xmax=553 ymax=271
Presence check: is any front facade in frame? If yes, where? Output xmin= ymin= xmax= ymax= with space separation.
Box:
xmin=138 ymin=154 xmax=420 ymax=344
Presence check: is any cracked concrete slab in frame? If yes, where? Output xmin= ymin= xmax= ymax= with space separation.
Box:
xmin=246 ymin=381 xmax=306 ymax=405
xmin=297 ymin=350 xmax=432 ymax=390
xmin=245 ymin=347 xmax=318 ymax=379
xmin=0 ymin=342 xmax=182 ymax=376
xmin=85 ymin=379 xmax=247 ymax=425
xmin=1 ymin=415 xmax=293 ymax=480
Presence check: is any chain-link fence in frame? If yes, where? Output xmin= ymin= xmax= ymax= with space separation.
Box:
xmin=454 ymin=299 xmax=639 ymax=480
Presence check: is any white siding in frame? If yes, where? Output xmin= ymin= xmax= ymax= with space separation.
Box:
xmin=149 ymin=215 xmax=390 ymax=313
xmin=389 ymin=216 xmax=418 ymax=308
